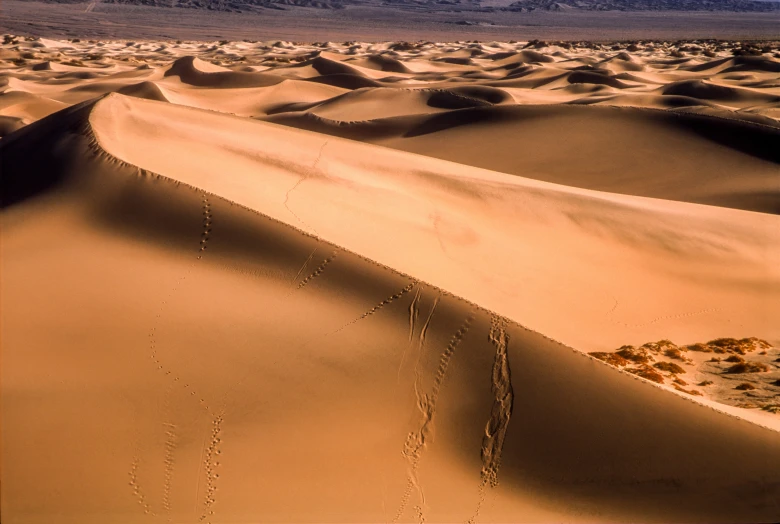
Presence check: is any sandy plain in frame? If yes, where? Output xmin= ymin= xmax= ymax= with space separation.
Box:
xmin=1 ymin=34 xmax=780 ymax=523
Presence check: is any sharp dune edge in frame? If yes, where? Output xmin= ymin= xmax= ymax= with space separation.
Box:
xmin=2 ymin=36 xmax=780 ymax=523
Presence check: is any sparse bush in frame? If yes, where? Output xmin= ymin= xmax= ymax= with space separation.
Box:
xmin=664 ymin=347 xmax=691 ymax=362
xmin=654 ymin=361 xmax=686 ymax=374
xmin=673 ymin=377 xmax=687 ymax=386
xmin=725 ymin=355 xmax=744 ymax=363
xmin=674 ymin=384 xmax=702 ymax=396
xmin=707 ymin=337 xmax=770 ymax=355
xmin=589 ymin=352 xmax=628 ymax=367
xmin=698 ymin=380 xmax=713 ymax=386
xmin=735 ymin=383 xmax=756 ymax=391
xmin=686 ymin=343 xmax=712 ymax=352
xmin=616 ymin=345 xmax=653 ymax=364
xmin=627 ymin=365 xmax=665 ymax=384
xmin=725 ymin=362 xmax=770 ymax=374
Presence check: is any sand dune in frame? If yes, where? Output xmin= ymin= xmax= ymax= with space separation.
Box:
xmin=2 ymin=35 xmax=780 ymax=523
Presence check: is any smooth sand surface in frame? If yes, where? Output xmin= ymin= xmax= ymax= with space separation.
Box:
xmin=2 ymin=36 xmax=780 ymax=523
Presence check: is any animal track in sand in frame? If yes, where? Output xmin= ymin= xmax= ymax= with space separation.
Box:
xmin=128 ymin=455 xmax=155 ymax=517
xmin=199 ymin=415 xmax=223 ymax=523
xmin=296 ymin=250 xmax=338 ymax=289
xmin=162 ymin=418 xmax=177 ymax=519
xmin=394 ymin=311 xmax=475 ymax=523
xmin=469 ymin=316 xmax=514 ymax=523
xmin=331 ymin=280 xmax=418 ymax=336
xmin=139 ymin=192 xmax=218 ymax=519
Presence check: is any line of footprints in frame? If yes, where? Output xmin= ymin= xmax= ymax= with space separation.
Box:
xmin=200 ymin=415 xmax=223 ymax=522
xmin=199 ymin=194 xmax=211 ymax=258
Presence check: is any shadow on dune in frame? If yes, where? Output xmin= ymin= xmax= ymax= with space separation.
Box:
xmin=0 ymin=98 xmax=95 ymax=208
xmin=164 ymin=56 xmax=284 ymax=88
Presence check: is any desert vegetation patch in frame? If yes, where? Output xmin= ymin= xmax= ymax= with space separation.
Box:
xmin=590 ymin=338 xmax=779 ymax=413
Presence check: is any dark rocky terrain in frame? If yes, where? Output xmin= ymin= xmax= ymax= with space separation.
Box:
xmin=4 ymin=0 xmax=780 ymax=40
xmin=505 ymin=0 xmax=780 ymax=11
xmin=41 ymin=0 xmax=780 ymax=10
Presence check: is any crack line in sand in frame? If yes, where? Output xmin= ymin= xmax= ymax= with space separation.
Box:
xmin=291 ymin=245 xmax=319 ymax=287
xmin=395 ymin=310 xmax=475 ymax=523
xmin=282 ymin=140 xmax=328 ymax=235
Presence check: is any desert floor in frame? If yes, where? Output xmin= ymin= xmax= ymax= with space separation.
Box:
xmin=1 ymin=36 xmax=780 ymax=523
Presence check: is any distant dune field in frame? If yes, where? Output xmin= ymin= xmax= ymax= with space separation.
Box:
xmin=1 ymin=36 xmax=779 ymax=523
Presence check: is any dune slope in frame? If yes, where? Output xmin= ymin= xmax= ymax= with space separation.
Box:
xmin=2 ymin=93 xmax=780 ymax=523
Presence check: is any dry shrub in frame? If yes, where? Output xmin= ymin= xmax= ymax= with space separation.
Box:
xmin=640 ymin=340 xmax=678 ymax=353
xmin=686 ymin=343 xmax=712 ymax=352
xmin=698 ymin=380 xmax=714 ymax=386
xmin=673 ymin=377 xmax=687 ymax=386
xmin=616 ymin=345 xmax=653 ymax=364
xmin=735 ymin=383 xmax=756 ymax=391
xmin=710 ymin=357 xmax=721 ymax=363
xmin=726 ymin=362 xmax=770 ymax=374
xmin=589 ymin=352 xmax=629 ymax=367
xmin=725 ymin=355 xmax=745 ymax=363
xmin=627 ymin=365 xmax=665 ymax=384
xmin=674 ymin=384 xmax=702 ymax=396
xmin=707 ymin=337 xmax=771 ymax=355
xmin=664 ymin=347 xmax=690 ymax=361
xmin=654 ymin=361 xmax=685 ymax=374
xmin=762 ymin=405 xmax=780 ymax=414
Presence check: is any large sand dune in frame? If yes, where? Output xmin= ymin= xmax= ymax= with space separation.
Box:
xmin=2 ymin=36 xmax=780 ymax=523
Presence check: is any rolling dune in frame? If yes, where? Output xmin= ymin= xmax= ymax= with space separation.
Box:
xmin=2 ymin=35 xmax=780 ymax=523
